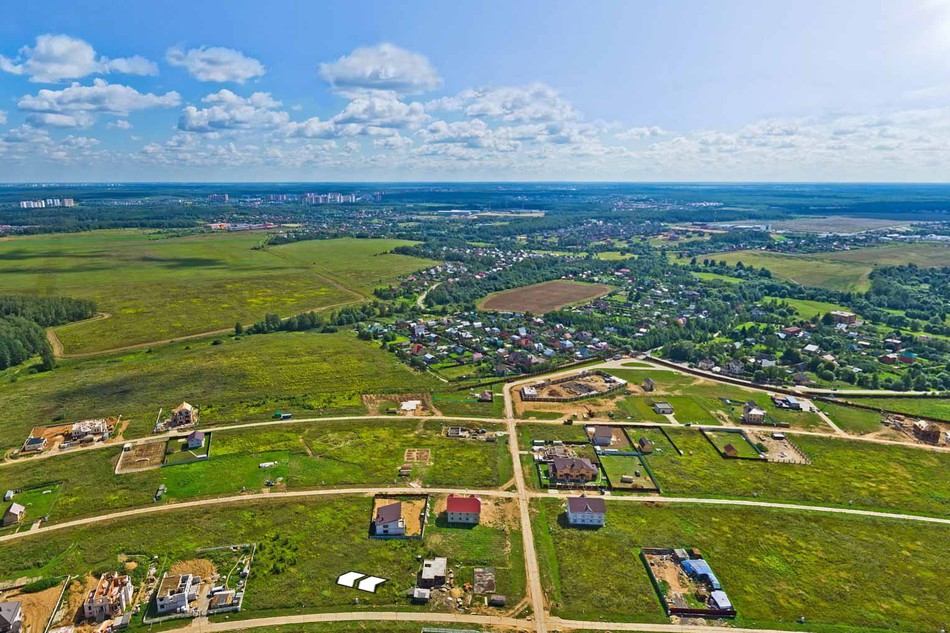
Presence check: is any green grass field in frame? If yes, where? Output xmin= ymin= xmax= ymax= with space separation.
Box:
xmin=646 ymin=428 xmax=950 ymax=516
xmin=843 ymin=397 xmax=950 ymax=422
xmin=819 ymin=402 xmax=884 ymax=434
xmin=765 ymin=296 xmax=853 ymax=320
xmin=0 ymin=231 xmax=434 ymax=354
xmin=693 ymin=271 xmax=742 ymax=284
xmin=0 ymin=494 xmax=524 ymax=616
xmin=532 ymin=499 xmax=950 ymax=632
xmin=0 ymin=419 xmax=508 ymax=523
xmin=824 ymin=243 xmax=950 ymax=267
xmin=0 ymin=331 xmax=440 ymax=450
xmin=705 ymin=250 xmax=872 ymax=291
xmin=703 ymin=429 xmax=763 ymax=458
xmin=707 ymin=244 xmax=950 ymax=292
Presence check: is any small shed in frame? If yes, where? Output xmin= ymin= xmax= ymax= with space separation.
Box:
xmin=652 ymin=402 xmax=674 ymax=415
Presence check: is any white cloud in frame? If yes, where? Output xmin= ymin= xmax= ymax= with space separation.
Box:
xmin=0 ymin=34 xmax=157 ymax=83
xmin=2 ymin=124 xmax=51 ymax=144
xmin=26 ymin=112 xmax=96 ymax=128
xmin=0 ymin=111 xmax=6 ymax=126
xmin=166 ymin=46 xmax=266 ymax=83
xmin=319 ymin=43 xmax=441 ymax=95
xmin=450 ymin=83 xmax=580 ymax=123
xmin=107 ymin=119 xmax=133 ymax=130
xmin=178 ymin=90 xmax=289 ymax=133
xmin=18 ymin=79 xmax=180 ymax=120
xmin=333 ymin=94 xmax=429 ymax=130
xmin=617 ymin=126 xmax=667 ymax=140
xmin=281 ymin=116 xmax=337 ymax=139
xmin=373 ymin=135 xmax=413 ymax=150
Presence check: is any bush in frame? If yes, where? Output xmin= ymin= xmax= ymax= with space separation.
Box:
xmin=21 ymin=576 xmax=62 ymax=593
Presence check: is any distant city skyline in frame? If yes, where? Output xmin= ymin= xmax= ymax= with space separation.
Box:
xmin=3 ymin=0 xmax=950 ymax=182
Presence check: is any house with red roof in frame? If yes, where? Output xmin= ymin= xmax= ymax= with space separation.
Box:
xmin=446 ymin=495 xmax=481 ymax=526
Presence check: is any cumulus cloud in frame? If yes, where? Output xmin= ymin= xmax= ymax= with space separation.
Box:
xmin=333 ymin=94 xmax=428 ymax=130
xmin=319 ymin=43 xmax=441 ymax=95
xmin=178 ymin=90 xmax=289 ymax=133
xmin=26 ymin=112 xmax=96 ymax=128
xmin=2 ymin=124 xmax=51 ymax=144
xmin=107 ymin=119 xmax=133 ymax=130
xmin=19 ymin=79 xmax=180 ymax=114
xmin=440 ymin=83 xmax=580 ymax=123
xmin=0 ymin=34 xmax=157 ymax=83
xmin=617 ymin=126 xmax=667 ymax=140
xmin=282 ymin=93 xmax=429 ymax=139
xmin=166 ymin=45 xmax=266 ymax=83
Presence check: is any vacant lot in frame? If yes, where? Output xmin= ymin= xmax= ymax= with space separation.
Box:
xmin=0 ymin=231 xmax=434 ymax=353
xmin=708 ymin=243 xmax=950 ymax=292
xmin=0 ymin=331 xmax=439 ymax=450
xmin=480 ymin=281 xmax=611 ymax=313
xmin=532 ymin=499 xmax=950 ymax=632
xmin=0 ymin=419 xmax=509 ymax=522
xmin=0 ymin=495 xmax=524 ymax=616
xmin=647 ymin=428 xmax=950 ymax=516
xmin=706 ymin=250 xmax=871 ymax=291
xmin=845 ymin=396 xmax=950 ymax=422
xmin=819 ymin=402 xmax=884 ymax=434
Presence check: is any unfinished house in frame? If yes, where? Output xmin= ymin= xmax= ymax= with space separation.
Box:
xmin=71 ymin=418 xmax=109 ymax=441
xmin=418 ymin=557 xmax=448 ymax=588
xmin=171 ymin=403 xmax=198 ymax=428
xmin=83 ymin=572 xmax=134 ymax=622
xmin=156 ymin=573 xmax=200 ymax=615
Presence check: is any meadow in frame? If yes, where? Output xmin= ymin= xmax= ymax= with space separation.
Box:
xmin=0 ymin=331 xmax=440 ymax=450
xmin=0 ymin=495 xmax=525 ymax=616
xmin=532 ymin=499 xmax=950 ymax=632
xmin=819 ymin=401 xmax=884 ymax=434
xmin=843 ymin=396 xmax=950 ymax=422
xmin=647 ymin=428 xmax=950 ymax=516
xmin=0 ymin=419 xmax=509 ymax=523
xmin=0 ymin=231 xmax=434 ymax=354
xmin=705 ymin=250 xmax=872 ymax=291
xmin=707 ymin=243 xmax=950 ymax=292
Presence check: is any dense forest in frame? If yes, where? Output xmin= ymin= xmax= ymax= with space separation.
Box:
xmin=0 ymin=295 xmax=96 ymax=371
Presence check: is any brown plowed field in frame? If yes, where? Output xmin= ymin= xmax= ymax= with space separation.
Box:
xmin=480 ymin=281 xmax=611 ymax=313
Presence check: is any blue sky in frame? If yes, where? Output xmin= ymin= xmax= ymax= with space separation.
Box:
xmin=2 ymin=0 xmax=950 ymax=181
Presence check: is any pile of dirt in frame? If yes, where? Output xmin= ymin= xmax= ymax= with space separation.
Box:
xmin=170 ymin=558 xmax=216 ymax=581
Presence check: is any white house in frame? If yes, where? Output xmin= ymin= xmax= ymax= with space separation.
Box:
xmin=446 ymin=495 xmax=481 ymax=526
xmin=373 ymin=502 xmax=405 ymax=537
xmin=566 ymin=496 xmax=606 ymax=527
xmin=156 ymin=574 xmax=199 ymax=615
